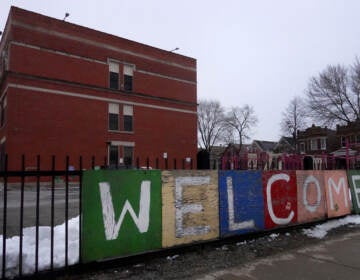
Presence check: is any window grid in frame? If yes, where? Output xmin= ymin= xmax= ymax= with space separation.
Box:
xmin=108 ymin=103 xmax=133 ymax=132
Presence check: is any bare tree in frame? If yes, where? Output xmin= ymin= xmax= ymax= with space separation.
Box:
xmin=197 ymin=99 xmax=225 ymax=152
xmin=280 ymin=96 xmax=308 ymax=143
xmin=350 ymin=57 xmax=360 ymax=115
xmin=306 ymin=64 xmax=360 ymax=127
xmin=223 ymin=105 xmax=258 ymax=150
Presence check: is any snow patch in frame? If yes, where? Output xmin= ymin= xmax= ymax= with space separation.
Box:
xmin=2 ymin=214 xmax=360 ymax=277
xmin=166 ymin=254 xmax=179 ymax=261
xmin=0 ymin=216 xmax=79 ymax=278
xmin=302 ymin=215 xmax=360 ymax=239
xmin=268 ymin=233 xmax=279 ymax=241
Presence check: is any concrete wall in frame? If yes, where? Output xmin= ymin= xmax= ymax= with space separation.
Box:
xmin=81 ymin=169 xmax=360 ymax=263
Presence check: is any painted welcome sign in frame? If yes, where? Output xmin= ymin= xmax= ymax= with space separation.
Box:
xmin=81 ymin=169 xmax=360 ymax=262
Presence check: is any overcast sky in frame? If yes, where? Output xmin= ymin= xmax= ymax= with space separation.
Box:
xmin=1 ymin=0 xmax=360 ymax=142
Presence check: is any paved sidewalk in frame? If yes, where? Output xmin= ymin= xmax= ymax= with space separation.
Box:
xmin=195 ymin=230 xmax=360 ymax=280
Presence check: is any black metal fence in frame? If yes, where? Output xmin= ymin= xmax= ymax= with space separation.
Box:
xmin=0 ymin=154 xmax=194 ymax=279
xmin=1 ymin=155 xmax=82 ymax=279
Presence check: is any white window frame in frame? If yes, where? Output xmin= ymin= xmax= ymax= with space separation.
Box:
xmin=109 ymin=61 xmax=120 ymax=73
xmin=320 ymin=138 xmax=326 ymax=150
xmin=124 ymin=64 xmax=135 ymax=76
xmin=310 ymin=139 xmax=317 ymax=151
xmin=123 ymin=105 xmax=133 ymax=132
xmin=108 ymin=60 xmax=120 ymax=90
xmin=108 ymin=103 xmax=119 ymax=131
xmin=300 ymin=142 xmax=305 ymax=153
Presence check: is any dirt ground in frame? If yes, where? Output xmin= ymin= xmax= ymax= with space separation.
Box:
xmin=54 ymin=222 xmax=360 ymax=280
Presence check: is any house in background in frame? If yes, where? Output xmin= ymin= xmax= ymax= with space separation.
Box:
xmin=332 ymin=119 xmax=360 ymax=168
xmin=209 ymin=145 xmax=227 ymax=169
xmin=220 ymin=143 xmax=251 ymax=170
xmin=0 ymin=7 xmax=197 ymax=170
xmin=336 ymin=119 xmax=360 ymax=149
xmin=296 ymin=124 xmax=338 ymax=169
xmin=209 ymin=122 xmax=360 ymax=171
xmin=297 ymin=125 xmax=337 ymax=154
xmin=250 ymin=140 xmax=280 ymax=170
xmin=251 ymin=140 xmax=277 ymax=153
xmin=197 ymin=145 xmax=227 ymax=170
xmin=220 ymin=140 xmax=279 ymax=170
xmin=273 ymin=136 xmax=296 ymax=154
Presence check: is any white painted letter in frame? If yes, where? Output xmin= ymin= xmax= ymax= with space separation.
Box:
xmin=303 ymin=175 xmax=321 ymax=213
xmin=328 ymin=177 xmax=348 ymax=210
xmin=266 ymin=173 xmax=294 ymax=225
xmin=226 ymin=176 xmax=255 ymax=230
xmin=99 ymin=181 xmax=150 ymax=240
xmin=351 ymin=175 xmax=360 ymax=208
xmin=175 ymin=176 xmax=211 ymax=238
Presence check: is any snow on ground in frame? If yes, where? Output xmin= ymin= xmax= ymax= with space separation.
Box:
xmin=1 ymin=214 xmax=360 ymax=278
xmin=0 ymin=216 xmax=79 ymax=278
xmin=302 ymin=215 xmax=360 ymax=239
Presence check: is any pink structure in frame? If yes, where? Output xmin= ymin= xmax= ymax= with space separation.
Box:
xmin=220 ymin=142 xmax=360 ymax=171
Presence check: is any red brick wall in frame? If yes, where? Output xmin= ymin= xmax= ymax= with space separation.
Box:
xmin=9 ymin=44 xmax=108 ymax=88
xmin=5 ymin=86 xmax=107 ymax=169
xmin=9 ymin=7 xmax=196 ymax=68
xmin=4 ymin=80 xmax=197 ymax=170
xmin=1 ymin=7 xmax=198 ymax=171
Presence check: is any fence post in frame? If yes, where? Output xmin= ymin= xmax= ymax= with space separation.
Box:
xmin=78 ymin=156 xmax=83 ymax=264
xmin=173 ymin=158 xmax=177 ymax=170
xmin=91 ymin=156 xmax=95 ymax=169
xmin=18 ymin=155 xmax=25 ymax=276
xmin=50 ymin=155 xmax=55 ymax=271
xmin=104 ymin=156 xmax=107 ymax=169
xmin=65 ymin=156 xmax=69 ymax=268
xmin=2 ymin=154 xmax=8 ymax=279
xmin=35 ymin=155 xmax=40 ymax=274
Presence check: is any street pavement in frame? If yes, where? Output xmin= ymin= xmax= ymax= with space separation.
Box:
xmin=0 ymin=185 xmax=80 ymax=236
xmin=195 ymin=229 xmax=360 ymax=280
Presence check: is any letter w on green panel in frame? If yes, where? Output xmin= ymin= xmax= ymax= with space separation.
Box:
xmin=99 ymin=181 xmax=150 ymax=240
xmin=82 ymin=170 xmax=162 ymax=263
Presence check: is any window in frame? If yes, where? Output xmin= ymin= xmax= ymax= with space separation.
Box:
xmin=0 ymin=138 xmax=5 ymax=171
xmin=124 ymin=64 xmax=134 ymax=91
xmin=108 ymin=104 xmax=133 ymax=132
xmin=310 ymin=139 xmax=317 ymax=150
xmin=108 ymin=103 xmax=119 ymax=130
xmin=109 ymin=145 xmax=119 ymax=167
xmin=356 ymin=135 xmax=360 ymax=144
xmin=109 ymin=61 xmax=119 ymax=90
xmin=123 ymin=105 xmax=133 ymax=131
xmin=341 ymin=136 xmax=347 ymax=147
xmin=0 ymin=52 xmax=4 ymax=80
xmin=350 ymin=135 xmax=355 ymax=144
xmin=0 ymin=49 xmax=8 ymax=80
xmin=123 ymin=146 xmax=133 ymax=167
xmin=0 ymin=96 xmax=7 ymax=127
xmin=300 ymin=142 xmax=305 ymax=153
xmin=320 ymin=138 xmax=326 ymax=150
